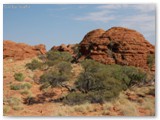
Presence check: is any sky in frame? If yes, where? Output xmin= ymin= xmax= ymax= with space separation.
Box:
xmin=3 ymin=4 xmax=156 ymax=50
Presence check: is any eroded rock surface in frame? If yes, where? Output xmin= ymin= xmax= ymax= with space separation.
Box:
xmin=79 ymin=27 xmax=155 ymax=70
xmin=3 ymin=40 xmax=46 ymax=60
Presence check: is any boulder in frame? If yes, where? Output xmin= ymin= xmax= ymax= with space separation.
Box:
xmin=51 ymin=44 xmax=78 ymax=57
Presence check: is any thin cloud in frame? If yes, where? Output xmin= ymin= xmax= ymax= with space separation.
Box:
xmin=74 ymin=4 xmax=155 ymax=44
xmin=97 ymin=4 xmax=155 ymax=13
xmin=75 ymin=11 xmax=115 ymax=22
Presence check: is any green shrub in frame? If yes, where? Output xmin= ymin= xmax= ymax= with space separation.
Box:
xmin=20 ymin=89 xmax=30 ymax=95
xmin=39 ymin=57 xmax=72 ymax=90
xmin=10 ymin=84 xmax=22 ymax=90
xmin=14 ymin=73 xmax=25 ymax=81
xmin=39 ymin=71 xmax=69 ymax=90
xmin=62 ymin=59 xmax=147 ymax=105
xmin=80 ymin=59 xmax=104 ymax=73
xmin=26 ymin=59 xmax=42 ymax=71
xmin=147 ymin=54 xmax=155 ymax=69
xmin=46 ymin=51 xmax=73 ymax=66
xmin=45 ymin=60 xmax=59 ymax=67
xmin=21 ymin=82 xmax=32 ymax=89
xmin=10 ymin=82 xmax=32 ymax=90
xmin=62 ymin=92 xmax=88 ymax=105
xmin=113 ymin=65 xmax=147 ymax=87
xmin=56 ymin=61 xmax=72 ymax=74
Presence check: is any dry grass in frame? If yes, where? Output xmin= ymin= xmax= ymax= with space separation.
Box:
xmin=52 ymin=102 xmax=96 ymax=116
xmin=52 ymin=105 xmax=74 ymax=116
xmin=142 ymin=97 xmax=155 ymax=116
xmin=4 ymin=96 xmax=24 ymax=113
xmin=20 ymin=89 xmax=32 ymax=95
xmin=13 ymin=105 xmax=24 ymax=111
xmin=3 ymin=105 xmax=11 ymax=115
xmin=73 ymin=102 xmax=94 ymax=113
xmin=115 ymin=99 xmax=139 ymax=116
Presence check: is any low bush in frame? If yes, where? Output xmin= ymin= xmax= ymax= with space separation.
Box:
xmin=20 ymin=89 xmax=30 ymax=95
xmin=56 ymin=61 xmax=72 ymax=74
xmin=10 ymin=84 xmax=22 ymax=90
xmin=147 ymin=54 xmax=155 ymax=69
xmin=39 ymin=71 xmax=70 ymax=90
xmin=21 ymin=82 xmax=32 ymax=89
xmin=46 ymin=50 xmax=73 ymax=61
xmin=14 ymin=73 xmax=25 ymax=81
xmin=62 ymin=59 xmax=147 ymax=105
xmin=62 ymin=92 xmax=88 ymax=105
xmin=113 ymin=65 xmax=147 ymax=87
xmin=26 ymin=59 xmax=42 ymax=71
xmin=10 ymin=82 xmax=32 ymax=90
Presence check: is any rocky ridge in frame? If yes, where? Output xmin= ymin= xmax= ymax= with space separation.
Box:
xmin=3 ymin=40 xmax=46 ymax=60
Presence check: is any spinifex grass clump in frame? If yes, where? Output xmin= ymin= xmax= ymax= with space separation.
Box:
xmin=10 ymin=82 xmax=32 ymax=90
xmin=14 ymin=73 xmax=25 ymax=81
xmin=62 ymin=59 xmax=147 ymax=105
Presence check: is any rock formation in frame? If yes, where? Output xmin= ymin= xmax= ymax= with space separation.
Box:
xmin=79 ymin=27 xmax=155 ymax=70
xmin=51 ymin=44 xmax=79 ymax=58
xmin=51 ymin=44 xmax=74 ymax=54
xmin=3 ymin=40 xmax=46 ymax=60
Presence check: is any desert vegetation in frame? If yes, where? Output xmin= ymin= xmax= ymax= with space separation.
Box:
xmin=147 ymin=54 xmax=155 ymax=70
xmin=3 ymin=48 xmax=155 ymax=116
xmin=24 ymin=51 xmax=150 ymax=106
xmin=3 ymin=26 xmax=155 ymax=116
xmin=61 ymin=59 xmax=148 ymax=105
xmin=14 ymin=72 xmax=25 ymax=81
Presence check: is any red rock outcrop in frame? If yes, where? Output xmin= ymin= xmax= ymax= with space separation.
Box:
xmin=3 ymin=40 xmax=46 ymax=60
xmin=79 ymin=27 xmax=155 ymax=70
xmin=51 ymin=44 xmax=74 ymax=54
xmin=51 ymin=44 xmax=79 ymax=58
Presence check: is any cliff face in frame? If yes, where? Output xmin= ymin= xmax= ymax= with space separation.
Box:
xmin=79 ymin=27 xmax=155 ymax=70
xmin=3 ymin=40 xmax=46 ymax=60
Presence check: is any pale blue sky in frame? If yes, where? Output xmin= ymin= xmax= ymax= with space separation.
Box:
xmin=3 ymin=4 xmax=156 ymax=50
